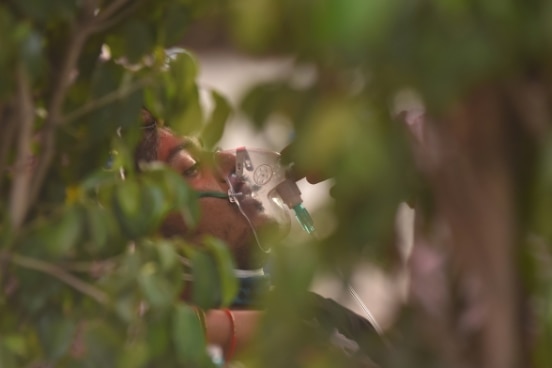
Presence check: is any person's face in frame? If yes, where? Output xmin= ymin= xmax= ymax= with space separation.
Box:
xmin=156 ymin=129 xmax=272 ymax=269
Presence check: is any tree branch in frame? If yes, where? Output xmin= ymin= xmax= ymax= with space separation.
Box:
xmin=10 ymin=253 xmax=110 ymax=306
xmin=0 ymin=104 xmax=17 ymax=194
xmin=22 ymin=0 xmax=145 ymax=224
xmin=26 ymin=25 xmax=93 ymax=225
xmin=60 ymin=75 xmax=154 ymax=126
xmin=87 ymin=0 xmax=144 ymax=34
xmin=9 ymin=64 xmax=35 ymax=229
xmin=96 ymin=0 xmax=133 ymax=23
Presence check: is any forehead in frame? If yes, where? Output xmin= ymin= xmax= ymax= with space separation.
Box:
xmin=157 ymin=129 xmax=201 ymax=162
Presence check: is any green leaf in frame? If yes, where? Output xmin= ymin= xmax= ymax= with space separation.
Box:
xmin=201 ymin=89 xmax=232 ymax=149
xmin=2 ymin=334 xmax=27 ymax=356
xmin=37 ymin=316 xmax=76 ymax=360
xmin=143 ymin=164 xmax=200 ymax=228
xmin=172 ymin=304 xmax=207 ymax=365
xmin=156 ymin=239 xmax=179 ymax=272
xmin=163 ymin=49 xmax=204 ymax=135
xmin=85 ymin=205 xmax=110 ymax=251
xmin=117 ymin=341 xmax=149 ymax=368
xmin=10 ymin=0 xmax=77 ymax=23
xmin=83 ymin=320 xmax=123 ymax=366
xmin=112 ymin=179 xmax=151 ymax=239
xmin=0 ymin=344 xmax=17 ymax=368
xmin=203 ymin=236 xmax=238 ymax=307
xmin=43 ymin=205 xmax=83 ymax=258
xmin=80 ymin=169 xmax=119 ymax=192
xmin=138 ymin=262 xmax=175 ymax=309
xmin=121 ymin=20 xmax=154 ymax=63
xmin=159 ymin=3 xmax=192 ymax=47
xmin=185 ymin=247 xmax=220 ymax=309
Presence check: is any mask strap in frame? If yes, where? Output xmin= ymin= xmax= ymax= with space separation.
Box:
xmin=197 ymin=191 xmax=230 ymax=199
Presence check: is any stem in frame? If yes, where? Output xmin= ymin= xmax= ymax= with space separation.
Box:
xmin=9 ymin=64 xmax=35 ymax=229
xmin=60 ymin=76 xmax=154 ymax=126
xmin=89 ymin=0 xmax=143 ymax=34
xmin=26 ymin=19 xmax=93 ymax=225
xmin=10 ymin=253 xmax=110 ymax=306
xmin=96 ymin=0 xmax=132 ymax=23
xmin=0 ymin=104 xmax=17 ymax=194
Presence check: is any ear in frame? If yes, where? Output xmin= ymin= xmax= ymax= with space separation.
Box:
xmin=140 ymin=108 xmax=158 ymax=129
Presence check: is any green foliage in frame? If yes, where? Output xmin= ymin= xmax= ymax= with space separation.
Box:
xmin=0 ymin=1 xmax=228 ymax=366
xmin=2 ymin=0 xmax=552 ymax=367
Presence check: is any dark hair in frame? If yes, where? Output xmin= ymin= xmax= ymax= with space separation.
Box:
xmin=134 ymin=109 xmax=159 ymax=167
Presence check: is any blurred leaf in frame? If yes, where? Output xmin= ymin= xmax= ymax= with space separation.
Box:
xmin=159 ymin=3 xmax=192 ymax=47
xmin=203 ymin=236 xmax=238 ymax=307
xmin=163 ymin=50 xmax=204 ymax=135
xmin=117 ymin=341 xmax=149 ymax=368
xmin=10 ymin=0 xmax=77 ymax=23
xmin=83 ymin=320 xmax=124 ymax=366
xmin=121 ymin=20 xmax=154 ymax=63
xmin=112 ymin=179 xmax=159 ymax=239
xmin=230 ymin=0 xmax=279 ymax=51
xmin=201 ymin=89 xmax=231 ymax=149
xmin=172 ymin=304 xmax=208 ymax=365
xmin=185 ymin=247 xmax=220 ymax=309
xmin=106 ymin=20 xmax=154 ymax=63
xmin=156 ymin=239 xmax=179 ymax=272
xmin=138 ymin=262 xmax=175 ymax=309
xmin=0 ymin=344 xmax=17 ymax=368
xmin=2 ymin=334 xmax=27 ymax=356
xmin=37 ymin=315 xmax=76 ymax=360
xmin=141 ymin=163 xmax=200 ymax=228
xmin=43 ymin=205 xmax=84 ymax=258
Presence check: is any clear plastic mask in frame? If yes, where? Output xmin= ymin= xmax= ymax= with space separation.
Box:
xmin=222 ymin=147 xmax=291 ymax=252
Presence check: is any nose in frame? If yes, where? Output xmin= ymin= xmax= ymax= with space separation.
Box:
xmin=214 ymin=150 xmax=236 ymax=181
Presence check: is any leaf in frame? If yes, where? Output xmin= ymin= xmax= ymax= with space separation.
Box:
xmin=117 ymin=341 xmax=149 ymax=368
xmin=112 ymin=179 xmax=148 ymax=239
xmin=85 ymin=205 xmax=110 ymax=251
xmin=201 ymin=89 xmax=231 ymax=149
xmin=156 ymin=239 xmax=179 ymax=272
xmin=121 ymin=20 xmax=154 ymax=63
xmin=185 ymin=247 xmax=220 ymax=309
xmin=37 ymin=316 xmax=76 ymax=360
xmin=137 ymin=262 xmax=175 ymax=309
xmin=83 ymin=320 xmax=123 ymax=367
xmin=43 ymin=205 xmax=83 ymax=258
xmin=159 ymin=3 xmax=192 ymax=47
xmin=10 ymin=0 xmax=77 ymax=23
xmin=172 ymin=304 xmax=207 ymax=365
xmin=2 ymin=334 xmax=27 ymax=356
xmin=144 ymin=165 xmax=200 ymax=228
xmin=203 ymin=236 xmax=238 ymax=307
xmin=0 ymin=344 xmax=17 ymax=368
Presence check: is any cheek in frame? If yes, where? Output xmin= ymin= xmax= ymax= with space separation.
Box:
xmin=160 ymin=199 xmax=250 ymax=240
xmin=160 ymin=212 xmax=190 ymax=238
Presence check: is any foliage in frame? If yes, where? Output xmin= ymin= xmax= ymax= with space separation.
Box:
xmin=2 ymin=0 xmax=552 ymax=367
xmin=0 ymin=1 xmax=233 ymax=367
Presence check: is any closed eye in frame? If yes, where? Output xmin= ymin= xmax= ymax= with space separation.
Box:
xmin=183 ymin=162 xmax=200 ymax=177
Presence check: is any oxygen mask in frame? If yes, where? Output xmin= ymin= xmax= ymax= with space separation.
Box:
xmin=200 ymin=146 xmax=316 ymax=253
xmin=220 ymin=147 xmax=292 ymax=252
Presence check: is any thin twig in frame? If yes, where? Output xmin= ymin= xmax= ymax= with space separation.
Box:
xmin=89 ymin=0 xmax=143 ymax=34
xmin=9 ymin=64 xmax=35 ymax=229
xmin=59 ymin=259 xmax=116 ymax=274
xmin=0 ymin=104 xmax=17 ymax=193
xmin=10 ymin=253 xmax=110 ymax=305
xmin=22 ymin=0 xmax=144 ymax=224
xmin=95 ymin=0 xmax=132 ymax=23
xmin=26 ymin=27 xmax=92 ymax=224
xmin=60 ymin=76 xmax=154 ymax=126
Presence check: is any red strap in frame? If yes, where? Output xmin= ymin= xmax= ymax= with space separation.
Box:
xmin=222 ymin=308 xmax=237 ymax=361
